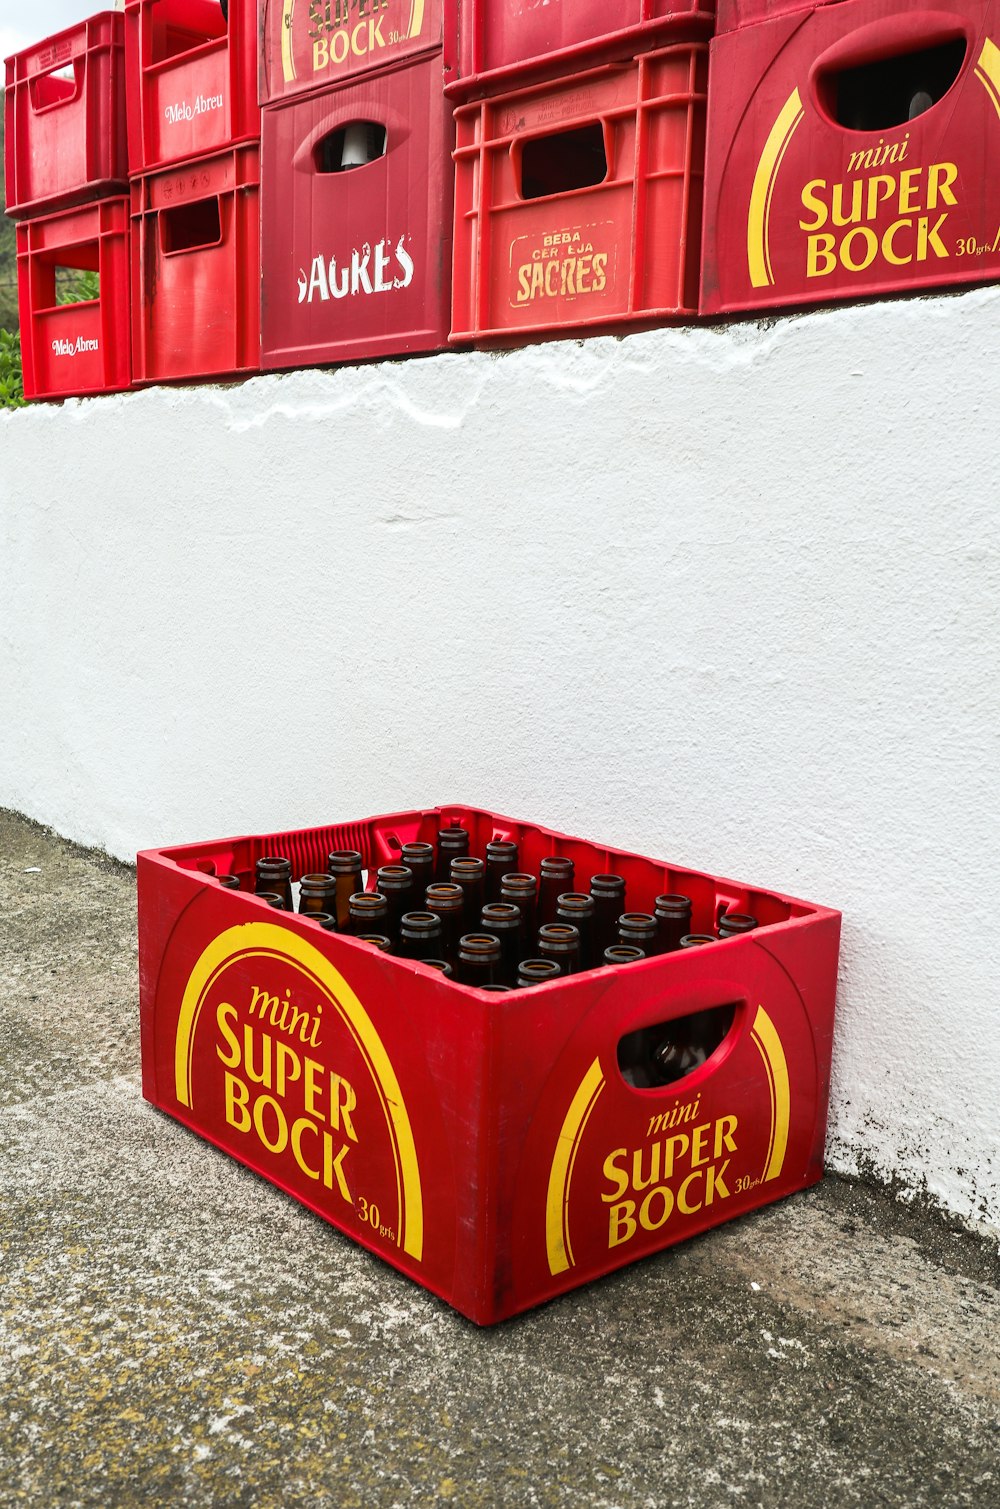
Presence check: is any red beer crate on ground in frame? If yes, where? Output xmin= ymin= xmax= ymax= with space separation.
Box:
xmin=138 ymin=804 xmax=841 ymax=1326
xmin=702 ymin=0 xmax=1000 ymax=314
xmin=4 ymin=13 xmax=128 ymax=220
xmin=259 ymin=0 xmax=446 ymax=106
xmin=715 ymin=0 xmax=837 ymax=32
xmin=17 ymin=197 xmax=131 ymax=402
xmin=261 ymin=52 xmax=453 ymax=371
xmin=451 ymin=45 xmax=708 ymax=345
xmin=131 ymin=142 xmax=259 ymax=384
xmin=124 ymin=0 xmax=259 ymax=173
xmin=445 ymin=0 xmax=715 ymax=96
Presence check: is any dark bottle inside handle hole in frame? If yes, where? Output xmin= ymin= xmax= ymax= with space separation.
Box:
xmin=618 ymin=1005 xmax=737 ymax=1089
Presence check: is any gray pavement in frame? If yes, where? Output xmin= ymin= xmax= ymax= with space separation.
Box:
xmin=1 ymin=808 xmax=997 ymax=1509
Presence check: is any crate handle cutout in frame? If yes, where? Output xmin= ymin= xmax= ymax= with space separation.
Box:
xmin=151 ymin=6 xmax=228 ymax=66
xmin=313 ymin=122 xmax=388 ymax=173
xmin=32 ymin=255 xmax=101 ymax=312
xmin=159 ymin=197 xmax=223 ymax=256
xmin=517 ymin=122 xmax=609 ymax=201
xmin=617 ymin=1004 xmax=738 ymax=1091
xmin=28 ymin=59 xmax=82 ymax=113
xmin=813 ymin=16 xmax=970 ymax=131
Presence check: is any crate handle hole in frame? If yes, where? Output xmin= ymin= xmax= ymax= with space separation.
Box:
xmin=820 ymin=36 xmax=967 ymax=130
xmin=518 ymin=123 xmax=608 ymax=201
xmin=314 ymin=122 xmax=387 ymax=173
xmin=160 ymin=198 xmax=223 ymax=256
xmin=617 ymin=1005 xmax=737 ymax=1090
xmin=28 ymin=62 xmax=81 ymax=113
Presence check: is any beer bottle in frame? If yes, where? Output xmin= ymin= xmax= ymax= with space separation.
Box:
xmin=357 ymin=934 xmax=392 ymax=952
xmin=603 ymin=944 xmax=645 ymax=966
xmin=538 ymin=857 xmax=575 ymax=927
xmin=375 ymin=864 xmax=416 ymax=942
xmin=457 ymin=933 xmax=501 ymax=987
xmin=654 ymin=894 xmax=692 ymax=954
xmin=328 ymin=850 xmax=363 ymax=929
xmin=305 ymin=912 xmax=337 ymax=931
xmin=500 ymin=873 xmax=538 ymax=948
xmin=400 ymin=841 xmax=435 ymax=896
xmin=299 ymin=873 xmax=339 ymax=917
xmin=255 ymin=856 xmax=293 ymax=910
xmin=258 ymin=892 xmax=286 ymax=910
xmin=617 ymin=913 xmax=658 ymax=953
xmin=398 ymin=910 xmax=444 ymax=961
xmin=349 ymin=890 xmax=389 ymax=935
xmin=481 ymin=984 xmax=512 ymax=993
xmin=480 ymin=902 xmax=522 ymax=985
xmin=537 ymin=922 xmax=581 ymax=976
xmin=590 ymin=874 xmax=626 ymax=960
xmin=680 ymin=933 xmax=717 ymax=947
xmin=436 ymin=824 xmax=470 ymax=881
xmin=424 ymin=882 xmax=465 ymax=963
xmin=422 ymin=959 xmax=453 ymax=978
xmin=485 ymin=840 xmax=519 ymax=902
xmin=450 ymin=857 xmax=486 ymax=932
xmin=718 ymin=912 xmax=758 ymax=938
xmin=555 ymin=893 xmax=595 ymax=970
xmin=516 ymin=958 xmax=562 ymax=988
xmin=218 ymin=874 xmax=241 ymax=890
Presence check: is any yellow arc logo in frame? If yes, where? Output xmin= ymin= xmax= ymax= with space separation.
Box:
xmin=280 ymin=0 xmax=427 ymax=83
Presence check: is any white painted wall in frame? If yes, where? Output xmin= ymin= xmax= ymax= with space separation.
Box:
xmin=2 ymin=287 xmax=998 ymax=1234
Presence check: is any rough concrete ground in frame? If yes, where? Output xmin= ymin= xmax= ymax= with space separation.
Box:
xmin=0 ymin=809 xmax=997 ymax=1509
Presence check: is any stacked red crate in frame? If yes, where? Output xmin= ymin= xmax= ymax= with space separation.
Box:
xmin=125 ymin=0 xmax=261 ymax=384
xmin=446 ymin=1 xmax=716 ymax=346
xmin=258 ymin=0 xmax=454 ymax=370
xmin=5 ymin=14 xmax=132 ymax=401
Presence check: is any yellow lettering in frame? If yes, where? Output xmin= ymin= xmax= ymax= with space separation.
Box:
xmin=806 ymin=232 xmax=837 ymax=278
xmin=898 ymin=167 xmax=921 ymax=216
xmin=325 ymin=1139 xmax=352 ymax=1203
xmin=591 ymin=253 xmax=608 ymax=293
xmin=304 ymin=1056 xmax=324 ymax=1119
xmin=608 ymin=1199 xmax=637 ymax=1247
xmin=832 ymin=178 xmax=863 ymax=228
xmin=662 ymin=1132 xmax=689 ymax=1180
xmin=799 ymin=179 xmax=828 ymax=233
xmin=639 ymin=1185 xmax=675 ymax=1231
xmin=706 ymin=1159 xmax=732 ymax=1202
xmin=691 ymin=1122 xmax=710 ymax=1168
xmin=677 ymin=1170 xmax=704 ymax=1215
xmin=713 ymin=1116 xmax=738 ymax=1158
xmin=865 ymin=173 xmax=897 ymax=221
xmin=291 ymin=1117 xmax=321 ymax=1181
xmin=927 ymin=162 xmax=958 ymax=210
xmin=602 ymin=1148 xmax=629 ymax=1203
xmin=918 ymin=213 xmax=949 ymax=260
xmin=329 ymin=1074 xmax=358 ymax=1142
xmin=631 ymin=1142 xmax=662 ymax=1192
xmin=243 ymin=1025 xmax=272 ymax=1087
xmin=840 ymin=225 xmax=878 ymax=273
xmin=216 ymin=1002 xmax=241 ymax=1068
xmin=313 ymin=37 xmax=328 ymax=71
xmin=253 ymin=1094 xmax=288 ymax=1155
xmin=224 ymin=1071 xmax=251 ymax=1132
xmin=276 ymin=1041 xmax=302 ymax=1098
xmin=882 ymin=218 xmax=913 ymax=266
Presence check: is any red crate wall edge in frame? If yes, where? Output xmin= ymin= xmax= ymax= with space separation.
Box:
xmin=260 ymin=51 xmax=454 ymax=371
xmin=702 ymin=0 xmax=1000 ymax=314
xmin=715 ymin=0 xmax=840 ymax=32
xmin=259 ymin=0 xmax=447 ymax=106
xmin=451 ymin=45 xmax=708 ymax=345
xmin=138 ymin=804 xmax=841 ymax=1325
xmin=131 ymin=142 xmax=260 ymax=384
xmin=4 ymin=12 xmax=128 ymax=219
xmin=125 ymin=0 xmax=260 ymax=173
xmin=17 ymin=197 xmax=132 ymax=402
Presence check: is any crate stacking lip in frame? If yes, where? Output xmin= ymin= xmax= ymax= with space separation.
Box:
xmin=444 ymin=0 xmax=716 ymax=97
xmin=450 ymin=44 xmax=708 ymax=344
xmin=714 ymin=0 xmax=838 ymax=32
xmin=17 ymin=197 xmax=132 ymax=403
xmin=4 ymin=12 xmax=128 ymax=220
xmin=124 ymin=0 xmax=260 ymax=175
xmin=131 ymin=141 xmax=260 ymax=385
xmin=259 ymin=0 xmax=446 ymax=107
xmin=138 ymin=803 xmax=841 ymax=1325
xmin=260 ymin=50 xmax=453 ymax=371
xmin=701 ymin=0 xmax=1000 ymax=314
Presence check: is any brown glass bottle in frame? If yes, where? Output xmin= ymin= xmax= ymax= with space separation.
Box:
xmin=424 ymin=883 xmax=465 ymax=963
xmin=258 ymin=892 xmax=286 ymax=910
xmin=400 ymin=842 xmax=435 ymax=896
xmin=538 ymin=856 xmax=575 ymax=927
xmin=516 ymin=958 xmax=562 ymax=988
xmin=485 ymin=840 xmax=519 ymax=901
xmin=537 ymin=922 xmax=581 ymax=976
xmin=654 ymin=893 xmax=692 ymax=954
xmin=451 ymin=856 xmax=486 ymax=932
xmin=555 ymin=893 xmax=595 ymax=970
xmin=500 ymin=873 xmax=537 ymax=950
xmin=328 ymin=850 xmax=363 ymax=929
xmin=457 ymin=933 xmax=501 ymax=987
xmin=603 ymin=944 xmax=645 ymax=966
xmin=357 ymin=933 xmax=392 ymax=952
xmin=436 ymin=824 xmax=470 ymax=881
xmin=590 ymin=874 xmax=626 ymax=960
xmin=398 ymin=910 xmax=444 ymax=961
xmin=680 ymin=933 xmax=716 ymax=947
xmin=349 ymin=891 xmax=389 ymax=935
xmin=480 ymin=902 xmax=521 ymax=985
xmin=422 ymin=959 xmax=453 ymax=978
xmin=218 ymin=874 xmax=241 ymax=890
xmin=255 ymin=856 xmax=293 ymax=910
xmin=305 ymin=912 xmax=337 ymax=930
xmin=480 ymin=984 xmax=512 ymax=993
xmin=299 ymin=873 xmax=339 ymax=917
xmin=618 ymin=912 xmax=658 ymax=953
xmin=376 ymin=864 xmax=415 ymax=942
xmin=718 ymin=912 xmax=758 ymax=938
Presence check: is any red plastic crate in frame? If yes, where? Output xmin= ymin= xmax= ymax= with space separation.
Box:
xmin=17 ymin=197 xmax=131 ymax=402
xmin=261 ymin=53 xmax=453 ymax=370
xmin=138 ymin=803 xmax=841 ymax=1326
xmin=451 ymin=46 xmax=707 ymax=345
xmin=445 ymin=0 xmax=715 ymax=96
xmin=131 ymin=142 xmax=260 ymax=384
xmin=124 ymin=0 xmax=259 ymax=173
xmin=715 ymin=0 xmax=841 ymax=31
xmin=702 ymin=0 xmax=1000 ymax=314
xmin=259 ymin=0 xmax=446 ymax=106
xmin=4 ymin=13 xmax=127 ymax=220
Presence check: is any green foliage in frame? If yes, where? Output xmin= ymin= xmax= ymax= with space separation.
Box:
xmin=57 ymin=269 xmax=101 ymax=305
xmin=0 ymin=327 xmax=24 ymax=408
xmin=0 ymin=96 xmax=17 ymax=334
